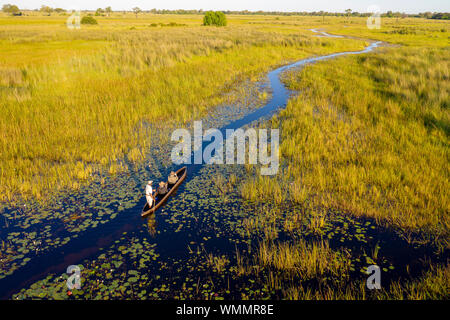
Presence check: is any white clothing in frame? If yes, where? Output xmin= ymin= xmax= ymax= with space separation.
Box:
xmin=145 ymin=184 xmax=153 ymax=207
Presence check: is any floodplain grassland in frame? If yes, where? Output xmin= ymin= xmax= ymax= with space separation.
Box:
xmin=236 ymin=16 xmax=449 ymax=299
xmin=280 ymin=47 xmax=449 ymax=234
xmin=1 ymin=12 xmax=448 ymax=300
xmin=241 ymin=17 xmax=449 ymax=240
xmin=234 ymin=195 xmax=450 ymax=300
xmin=0 ymin=12 xmax=367 ymax=206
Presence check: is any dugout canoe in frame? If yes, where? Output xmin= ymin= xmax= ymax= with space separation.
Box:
xmin=141 ymin=166 xmax=187 ymax=218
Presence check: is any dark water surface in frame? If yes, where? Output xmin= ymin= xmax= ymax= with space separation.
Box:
xmin=1 ymin=36 xmax=445 ymax=299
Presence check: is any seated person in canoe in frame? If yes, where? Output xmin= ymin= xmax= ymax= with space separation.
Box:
xmin=168 ymin=171 xmax=178 ymax=186
xmin=156 ymin=181 xmax=168 ymax=197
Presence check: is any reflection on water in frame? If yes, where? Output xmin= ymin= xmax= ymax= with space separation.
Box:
xmin=146 ymin=215 xmax=157 ymax=237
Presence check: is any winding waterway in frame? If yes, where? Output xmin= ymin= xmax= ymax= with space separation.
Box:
xmin=2 ymin=31 xmax=444 ymax=299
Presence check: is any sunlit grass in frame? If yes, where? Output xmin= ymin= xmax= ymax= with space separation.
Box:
xmin=379 ymin=262 xmax=450 ymax=299
xmin=1 ymin=12 xmax=448 ymax=300
xmin=206 ymin=253 xmax=230 ymax=273
xmin=276 ymin=46 xmax=449 ymax=235
xmin=0 ymin=14 xmax=367 ymax=205
xmin=239 ymin=18 xmax=449 ymax=239
xmin=256 ymin=240 xmax=351 ymax=279
xmin=235 ymin=238 xmax=353 ymax=298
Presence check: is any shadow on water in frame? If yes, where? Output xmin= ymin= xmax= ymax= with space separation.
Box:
xmin=0 ymin=39 xmax=395 ymax=299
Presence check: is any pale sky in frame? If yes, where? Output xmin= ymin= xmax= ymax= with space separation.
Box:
xmin=3 ymin=0 xmax=450 ymax=14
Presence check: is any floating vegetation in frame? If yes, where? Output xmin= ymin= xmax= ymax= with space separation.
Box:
xmin=10 ymin=161 xmax=448 ymax=300
xmin=0 ymin=62 xmax=275 ymax=291
xmin=2 ymin=17 xmax=449 ymax=299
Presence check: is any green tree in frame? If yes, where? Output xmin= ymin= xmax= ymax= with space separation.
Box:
xmin=40 ymin=5 xmax=53 ymax=16
xmin=203 ymin=11 xmax=227 ymax=26
xmin=132 ymin=7 xmax=141 ymax=18
xmin=203 ymin=11 xmax=213 ymax=25
xmin=2 ymin=4 xmax=20 ymax=15
xmin=95 ymin=8 xmax=104 ymax=16
xmin=105 ymin=6 xmax=112 ymax=17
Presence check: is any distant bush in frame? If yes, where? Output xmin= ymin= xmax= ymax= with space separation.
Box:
xmin=203 ymin=11 xmax=227 ymax=26
xmin=389 ymin=27 xmax=417 ymax=35
xmin=149 ymin=22 xmax=187 ymax=27
xmin=165 ymin=22 xmax=186 ymax=27
xmin=81 ymin=16 xmax=98 ymax=25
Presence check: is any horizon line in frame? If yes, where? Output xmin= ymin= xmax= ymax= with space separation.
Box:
xmin=10 ymin=8 xmax=450 ymax=15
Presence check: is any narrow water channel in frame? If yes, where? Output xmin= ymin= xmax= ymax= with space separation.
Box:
xmin=1 ymin=34 xmax=386 ymax=299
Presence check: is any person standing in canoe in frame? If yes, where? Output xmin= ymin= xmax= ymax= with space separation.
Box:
xmin=168 ymin=171 xmax=178 ymax=186
xmin=145 ymin=181 xmax=154 ymax=207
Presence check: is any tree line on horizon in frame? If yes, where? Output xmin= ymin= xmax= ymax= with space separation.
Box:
xmin=1 ymin=4 xmax=449 ymax=20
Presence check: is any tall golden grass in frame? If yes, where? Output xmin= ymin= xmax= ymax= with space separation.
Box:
xmin=277 ymin=46 xmax=449 ymax=235
xmin=241 ymin=19 xmax=449 ymax=238
xmin=256 ymin=240 xmax=351 ymax=279
xmin=0 ymin=15 xmax=367 ymax=204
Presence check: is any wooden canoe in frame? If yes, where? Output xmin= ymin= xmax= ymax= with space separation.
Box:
xmin=141 ymin=166 xmax=187 ymax=218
